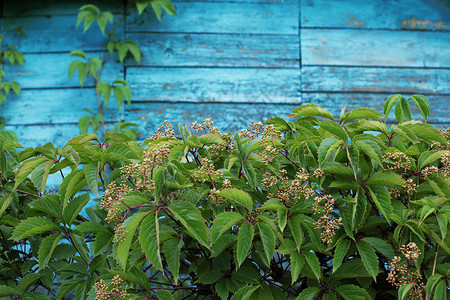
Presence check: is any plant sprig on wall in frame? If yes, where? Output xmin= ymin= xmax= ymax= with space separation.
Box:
xmin=69 ymin=1 xmax=176 ymax=137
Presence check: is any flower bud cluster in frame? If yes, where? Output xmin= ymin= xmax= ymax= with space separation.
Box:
xmin=387 ymin=242 xmax=424 ymax=300
xmin=210 ymin=132 xmax=232 ymax=156
xmin=151 ymin=120 xmax=174 ymax=140
xmin=382 ymin=152 xmax=412 ymax=172
xmin=390 ymin=178 xmax=418 ymax=199
xmin=192 ymin=118 xmax=220 ymax=134
xmin=312 ymin=195 xmax=342 ymax=245
xmin=94 ymin=276 xmax=128 ymax=300
xmin=192 ymin=158 xmax=223 ymax=183
xmin=113 ymin=223 xmax=126 ymax=243
xmin=240 ymin=121 xmax=265 ymax=139
xmin=259 ymin=125 xmax=282 ymax=165
xmin=431 ymin=127 xmax=450 ymax=150
xmin=420 ymin=166 xmax=439 ymax=179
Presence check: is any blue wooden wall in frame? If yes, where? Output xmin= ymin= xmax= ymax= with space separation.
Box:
xmin=1 ymin=0 xmax=449 ymax=147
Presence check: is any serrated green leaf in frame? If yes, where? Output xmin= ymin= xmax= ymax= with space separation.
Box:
xmin=333 ymin=238 xmax=350 ymax=273
xmin=318 ymin=137 xmax=339 ymax=165
xmin=368 ymin=185 xmax=392 ymax=223
xmin=383 ymin=94 xmax=402 ymax=118
xmin=56 ymin=277 xmax=84 ymax=300
xmin=11 ymin=217 xmax=59 ymax=240
xmin=236 ymin=222 xmax=254 ymax=267
xmin=196 ymin=270 xmax=224 ymax=284
xmin=156 ymin=289 xmax=174 ymax=300
xmin=290 ymin=251 xmax=305 ymax=284
xmin=295 ymin=287 xmax=319 ymax=300
xmin=288 ymin=214 xmax=303 ymax=252
xmin=0 ymin=192 xmax=16 ymax=217
xmin=356 ymin=240 xmax=379 ymax=281
xmin=59 ymin=169 xmax=87 ymax=208
xmin=39 ymin=233 xmax=63 ymax=270
xmin=335 ymin=284 xmax=370 ymax=300
xmin=398 ymin=283 xmax=414 ymax=300
xmin=84 ymin=163 xmax=99 ymax=195
xmin=63 ymin=193 xmax=90 ymax=225
xmin=257 ymin=222 xmax=275 ymax=267
xmin=289 ymin=104 xmax=334 ymax=120
xmin=168 ymin=200 xmax=209 ymax=248
xmin=409 ymin=94 xmax=430 ymax=121
xmin=0 ymin=285 xmax=17 ymax=297
xmin=218 ymin=188 xmax=253 ymax=211
xmin=341 ymin=108 xmax=384 ymax=124
xmin=140 ymin=212 xmax=163 ymax=271
xmin=303 ymin=251 xmax=321 ymax=282
xmin=136 ymin=0 xmax=149 ymax=15
xmin=211 ymin=212 xmax=244 ymax=244
xmin=362 ymin=237 xmax=395 ymax=260
xmin=356 ymin=120 xmax=388 ymax=133
xmin=367 ymin=172 xmax=404 ymax=186
xmin=14 ymin=156 xmax=50 ymax=189
xmin=17 ymin=273 xmax=42 ymax=292
xmin=419 ymin=150 xmax=445 ymax=170
xmin=355 ymin=140 xmax=382 ymax=167
xmin=117 ymin=212 xmax=147 ymax=269
xmin=163 ymin=237 xmax=181 ymax=283
xmin=319 ymin=120 xmax=348 ymax=142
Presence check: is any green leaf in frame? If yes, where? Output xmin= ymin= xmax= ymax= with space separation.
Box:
xmin=59 ymin=169 xmax=87 ymax=208
xmin=257 ymin=222 xmax=275 ymax=267
xmin=211 ymin=212 xmax=244 ymax=244
xmin=168 ymin=200 xmax=210 ymax=248
xmin=289 ymin=104 xmax=334 ymax=120
xmin=290 ymin=251 xmax=305 ymax=284
xmin=356 ymin=240 xmax=379 ymax=281
xmin=14 ymin=156 xmax=50 ymax=189
xmin=426 ymin=274 xmax=443 ymax=297
xmin=69 ymin=49 xmax=87 ymax=60
xmin=295 ymin=287 xmax=319 ymax=300
xmin=117 ymin=212 xmax=147 ymax=269
xmin=288 ymin=214 xmax=303 ymax=252
xmin=362 ymin=237 xmax=395 ymax=260
xmin=356 ymin=120 xmax=388 ymax=133
xmin=433 ymin=279 xmax=446 ymax=300
xmin=355 ymin=140 xmax=382 ymax=167
xmin=29 ymin=195 xmax=62 ymax=219
xmin=140 ymin=212 xmax=163 ymax=271
xmin=335 ymin=284 xmax=370 ymax=300
xmin=347 ymin=144 xmax=359 ymax=178
xmin=333 ymin=238 xmax=350 ymax=273
xmin=196 ymin=270 xmax=224 ymax=284
xmin=84 ymin=163 xmax=99 ymax=195
xmin=17 ymin=273 xmax=42 ymax=292
xmin=319 ymin=120 xmax=348 ymax=142
xmin=341 ymin=108 xmax=384 ymax=124
xmin=56 ymin=277 xmax=84 ymax=300
xmin=136 ymin=0 xmax=149 ymax=15
xmin=78 ymin=115 xmax=90 ymax=134
xmin=367 ymin=172 xmax=404 ymax=186
xmin=437 ymin=214 xmax=448 ymax=241
xmin=398 ymin=283 xmax=414 ymax=300
xmin=63 ymin=193 xmax=90 ymax=225
xmin=418 ymin=150 xmax=445 ymax=170
xmin=39 ymin=233 xmax=64 ymax=270
xmin=124 ymin=40 xmax=141 ymax=64
xmin=409 ymin=122 xmax=446 ymax=144
xmin=303 ymin=251 xmax=321 ymax=282
xmin=0 ymin=285 xmax=17 ymax=297
xmin=11 ymin=217 xmax=59 ymax=240
xmin=0 ymin=192 xmax=16 ymax=217
xmin=318 ymin=137 xmax=339 ymax=165
xmin=163 ymin=237 xmax=182 ymax=283
xmin=383 ymin=94 xmax=402 ymax=118
xmin=156 ymin=289 xmax=174 ymax=300
xmin=236 ymin=222 xmax=254 ymax=267
xmin=218 ymin=188 xmax=253 ymax=211
xmin=368 ymin=185 xmax=393 ymax=223
xmin=409 ymin=94 xmax=430 ymax=121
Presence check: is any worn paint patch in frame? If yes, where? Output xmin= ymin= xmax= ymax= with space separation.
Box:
xmin=347 ymin=14 xmax=366 ymax=28
xmin=402 ymin=18 xmax=447 ymax=30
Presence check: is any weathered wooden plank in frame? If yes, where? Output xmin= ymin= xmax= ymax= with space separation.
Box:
xmin=173 ymin=0 xmax=296 ymax=3
xmin=302 ymin=66 xmax=450 ymax=94
xmin=2 ymin=89 xmax=119 ymax=125
xmin=125 ymin=32 xmax=299 ymax=68
xmin=3 ymin=53 xmax=123 ymax=89
xmin=125 ymin=102 xmax=299 ymax=136
xmin=126 ymin=67 xmax=300 ymax=103
xmin=301 ymin=29 xmax=450 ymax=67
xmin=3 ymin=15 xmax=123 ymax=53
xmin=301 ymin=0 xmax=450 ymax=31
xmin=302 ymin=92 xmax=449 ymax=125
xmin=126 ymin=2 xmax=299 ymax=34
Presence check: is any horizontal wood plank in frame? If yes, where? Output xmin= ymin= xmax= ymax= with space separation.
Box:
xmin=126 ymin=2 xmax=299 ymax=34
xmin=3 ymin=15 xmax=123 ymax=53
xmin=125 ymin=32 xmax=299 ymax=68
xmin=3 ymin=53 xmax=122 ymax=89
xmin=3 ymin=89 xmax=120 ymax=125
xmin=301 ymin=0 xmax=449 ymax=31
xmin=125 ymin=102 xmax=298 ymax=136
xmin=126 ymin=67 xmax=301 ymax=103
xmin=303 ymin=92 xmax=449 ymax=125
xmin=3 ymin=0 xmax=87 ymax=16
xmin=302 ymin=66 xmax=450 ymax=94
xmin=301 ymin=29 xmax=450 ymax=67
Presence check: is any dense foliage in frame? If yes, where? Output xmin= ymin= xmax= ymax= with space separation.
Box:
xmin=0 ymin=95 xmax=449 ymax=299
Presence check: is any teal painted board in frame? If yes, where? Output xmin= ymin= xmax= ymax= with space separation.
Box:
xmin=302 ymin=67 xmax=450 ymax=94
xmin=125 ymin=102 xmax=298 ymax=136
xmin=302 ymin=29 xmax=450 ymax=67
xmin=3 ymin=15 xmax=124 ymax=53
xmin=302 ymin=92 xmax=450 ymax=125
xmin=2 ymin=89 xmax=120 ymax=125
xmin=302 ymin=0 xmax=450 ymax=30
xmin=3 ymin=52 xmax=123 ymax=89
xmin=126 ymin=2 xmax=299 ymax=34
xmin=3 ymin=0 xmax=88 ymax=16
xmin=125 ymin=32 xmax=299 ymax=68
xmin=126 ymin=67 xmax=301 ymax=103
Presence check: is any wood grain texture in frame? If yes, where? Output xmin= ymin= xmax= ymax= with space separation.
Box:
xmin=302 ymin=92 xmax=449 ymax=125
xmin=302 ymin=29 xmax=450 ymax=67
xmin=126 ymin=2 xmax=299 ymax=34
xmin=302 ymin=66 xmax=450 ymax=94
xmin=3 ymin=89 xmax=120 ymax=125
xmin=125 ymin=101 xmax=299 ymax=136
xmin=3 ymin=15 xmax=123 ymax=53
xmin=125 ymin=32 xmax=299 ymax=68
xmin=126 ymin=67 xmax=301 ymax=103
xmin=302 ymin=0 xmax=450 ymax=30
xmin=3 ymin=53 xmax=122 ymax=89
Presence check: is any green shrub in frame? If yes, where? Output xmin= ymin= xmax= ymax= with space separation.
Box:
xmin=0 ymin=95 xmax=449 ymax=299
